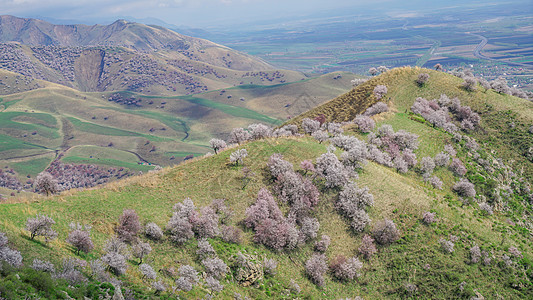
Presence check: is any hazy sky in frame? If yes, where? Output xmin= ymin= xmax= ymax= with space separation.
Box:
xmin=0 ymin=0 xmax=525 ymax=28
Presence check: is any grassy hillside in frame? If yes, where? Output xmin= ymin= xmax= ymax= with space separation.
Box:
xmin=0 ymin=68 xmax=352 ymax=187
xmin=287 ymin=66 xmax=533 ymax=180
xmin=1 ymin=124 xmax=531 ymax=298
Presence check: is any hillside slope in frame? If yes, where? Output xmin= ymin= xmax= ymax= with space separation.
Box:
xmin=0 ymin=68 xmax=531 ymax=299
xmin=0 ymin=68 xmax=353 ymax=186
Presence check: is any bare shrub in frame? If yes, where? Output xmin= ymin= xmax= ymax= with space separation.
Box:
xmin=220 ymin=225 xmax=243 ymax=244
xmin=202 ymin=257 xmax=228 ymax=279
xmin=358 ymin=234 xmax=377 ymax=260
xmin=267 ymin=154 xmax=293 ymax=178
xmin=67 ymin=223 xmax=94 ymax=255
xmin=145 ymin=222 xmax=163 ymax=241
xmin=133 ymin=241 xmax=152 ymax=264
xmin=453 ymin=179 xmax=476 ymax=198
xmin=330 ymin=255 xmax=363 ymax=281
xmin=354 ymin=115 xmax=375 ymax=133
xmin=364 ymin=101 xmax=388 ymax=115
xmin=439 ymin=238 xmax=454 ymax=253
xmin=117 ymin=209 xmax=141 ymax=243
xmin=422 ymin=212 xmax=436 ymax=225
xmin=139 ymin=263 xmax=156 ymax=280
xmin=372 ymin=219 xmax=400 ymax=245
xmin=197 ymin=239 xmax=216 ymax=259
xmin=31 ymin=259 xmax=55 ymax=273
xmin=209 ymin=138 xmax=227 ymax=154
xmin=34 ymin=171 xmax=59 ymax=195
xmin=315 ymin=235 xmax=331 ymax=253
xmin=449 ymin=158 xmax=467 ymax=177
xmin=263 ymin=258 xmax=278 ymax=276
xmin=26 ymin=214 xmax=57 ymax=242
xmin=302 ymin=118 xmax=320 ymax=134
xmin=305 ymin=253 xmax=328 ymax=286
xmin=230 ymin=149 xmax=248 ymax=166
xmin=416 ymin=73 xmax=430 ymax=86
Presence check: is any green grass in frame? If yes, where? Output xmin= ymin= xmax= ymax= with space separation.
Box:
xmin=0 ymin=134 xmax=45 ymax=152
xmin=61 ymin=156 xmax=154 ymax=172
xmin=67 ymin=117 xmax=170 ymax=142
xmin=179 ymin=95 xmax=282 ymax=125
xmin=0 ymin=112 xmax=60 ymax=139
xmin=1 ymin=133 xmax=531 ymax=299
xmin=11 ymin=157 xmax=53 ymax=177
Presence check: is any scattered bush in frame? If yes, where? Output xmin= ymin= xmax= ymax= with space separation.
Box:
xmin=354 ymin=115 xmax=375 ymax=133
xmin=416 ymin=73 xmax=430 ymax=86
xmin=267 ymin=154 xmax=293 ymax=178
xmin=139 ymin=263 xmax=156 ymax=280
xmin=337 ymin=183 xmax=374 ymax=218
xmin=66 ymin=223 xmax=94 ymax=255
xmin=34 ymin=171 xmax=59 ymax=195
xmin=202 ymin=257 xmax=228 ymax=279
xmin=190 ymin=206 xmax=220 ymax=238
xmin=420 ymin=157 xmax=436 ymax=175
xmin=220 ymin=225 xmax=243 ymax=244
xmin=300 ymin=160 xmax=315 ymax=174
xmin=145 ymin=222 xmax=163 ymax=241
xmin=372 ymin=219 xmax=400 ymax=245
xmin=434 ymin=152 xmax=450 ymax=167
xmin=302 ymin=118 xmax=321 ymax=134
xmin=229 ymin=128 xmax=251 ymax=145
xmin=245 ymin=188 xmax=283 ymax=229
xmin=479 ymin=202 xmax=493 ymax=215
xmin=358 ymin=234 xmax=377 ymax=260
xmin=462 ymin=76 xmax=477 ymax=91
xmin=305 ymin=253 xmax=328 ymax=286
xmin=470 ymin=245 xmax=481 ymax=263
xmin=248 ymin=123 xmax=272 ymax=140
xmin=422 ymin=212 xmax=436 ymax=225
xmin=439 ymin=238 xmax=454 ymax=253
xmin=209 ymin=138 xmax=227 ymax=154
xmin=206 ymin=276 xmax=224 ymax=293
xmin=453 ymin=179 xmax=476 ymax=198
xmin=263 ymin=258 xmax=277 ymax=276
xmin=133 ymin=241 xmax=152 ymax=264
xmin=312 ymin=130 xmax=329 ymax=143
xmin=117 ymin=209 xmax=141 ymax=243
xmin=364 ymin=101 xmax=388 ymax=116
xmin=176 ymin=265 xmax=199 ymax=291
xmin=315 ymin=235 xmax=331 ymax=253
xmin=26 ymin=214 xmax=57 ymax=242
xmin=428 ymin=175 xmax=443 ymax=190
xmin=31 ymin=259 xmax=55 ymax=273
xmin=101 ymin=251 xmax=128 ymax=275
xmin=330 ymin=255 xmax=363 ymax=281
xmin=450 ymin=158 xmax=467 ymax=177
xmin=230 ymin=149 xmax=248 ymax=166
xmin=491 ymin=77 xmax=510 ymax=94
xmin=316 ymin=152 xmax=351 ymax=188
xmin=197 ymin=239 xmax=216 ymax=259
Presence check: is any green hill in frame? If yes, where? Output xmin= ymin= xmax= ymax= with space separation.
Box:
xmin=0 ymin=68 xmax=531 ymax=299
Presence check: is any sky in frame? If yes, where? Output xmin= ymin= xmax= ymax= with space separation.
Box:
xmin=0 ymin=0 xmax=526 ymax=28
